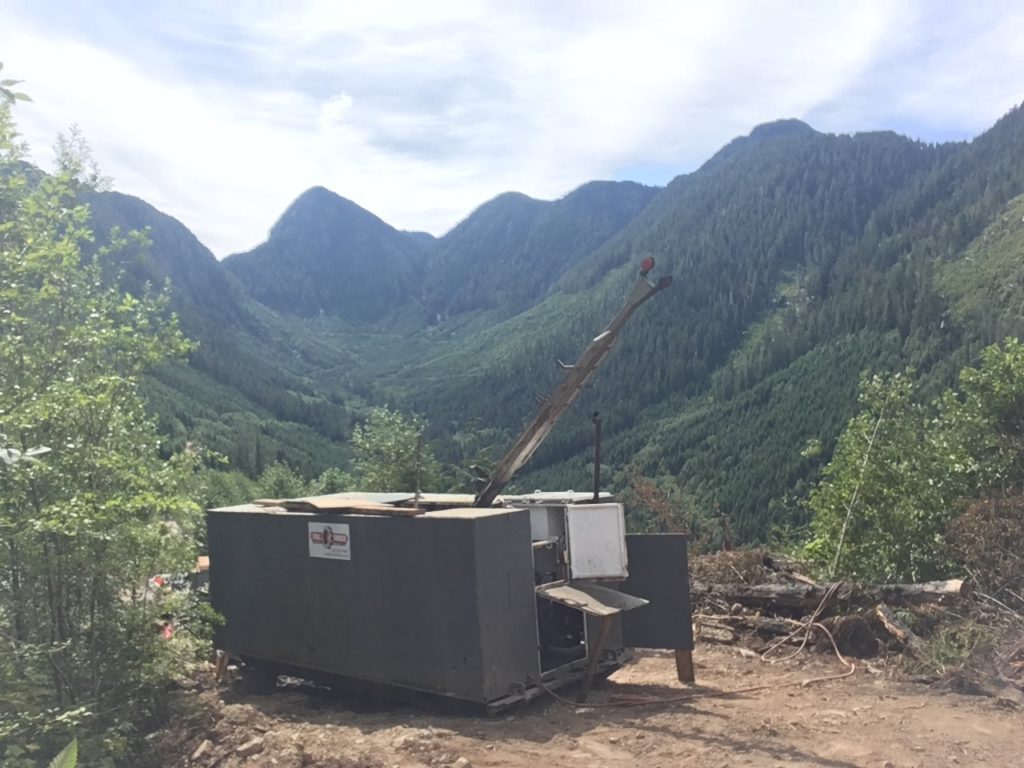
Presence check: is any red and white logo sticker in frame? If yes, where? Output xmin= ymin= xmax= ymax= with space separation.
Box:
xmin=308 ymin=522 xmax=351 ymax=560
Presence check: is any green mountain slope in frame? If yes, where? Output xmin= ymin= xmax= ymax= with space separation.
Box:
xmin=939 ymin=194 xmax=1024 ymax=348
xmin=99 ymin=104 xmax=1024 ymax=543
xmin=85 ymin=191 xmax=364 ymax=476
xmin=423 ymin=181 xmax=658 ymax=319
xmin=385 ymin=107 xmax=1024 ymax=539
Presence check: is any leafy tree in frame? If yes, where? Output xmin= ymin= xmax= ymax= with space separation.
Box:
xmin=0 ymin=62 xmax=32 ymax=104
xmin=255 ymin=461 xmax=308 ymax=498
xmin=803 ymin=373 xmax=945 ymax=581
xmin=351 ymin=407 xmax=441 ymax=491
xmin=0 ymin=101 xmax=199 ymax=761
xmin=308 ymin=466 xmax=355 ymax=495
xmin=192 ymin=466 xmax=258 ymax=511
xmin=53 ymin=124 xmax=112 ymax=192
xmin=805 ymin=339 xmax=1024 ymax=582
xmin=940 ymin=338 xmax=1024 ymax=492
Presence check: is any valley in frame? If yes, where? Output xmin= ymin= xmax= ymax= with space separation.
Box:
xmin=92 ymin=107 xmax=1024 ymax=542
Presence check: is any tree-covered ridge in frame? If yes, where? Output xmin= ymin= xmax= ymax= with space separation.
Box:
xmin=55 ymin=103 xmax=1024 ymax=545
xmin=422 ymin=180 xmax=658 ymax=319
xmin=80 ymin=188 xmax=379 ymax=477
xmin=384 ymin=106 xmax=1024 ymax=539
xmin=223 ymin=186 xmax=428 ymax=323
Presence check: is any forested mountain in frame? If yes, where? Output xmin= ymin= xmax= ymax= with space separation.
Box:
xmin=422 ymin=181 xmax=657 ymax=319
xmin=88 ymin=104 xmax=1024 ymax=542
xmin=84 ymin=191 xmax=363 ymax=476
xmin=940 ymin=194 xmax=1024 ymax=345
xmin=385 ymin=106 xmax=1024 ymax=539
xmin=701 ymin=118 xmax=819 ymax=171
xmin=223 ymin=186 xmax=428 ymax=323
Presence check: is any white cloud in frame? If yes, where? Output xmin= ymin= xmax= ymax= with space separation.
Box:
xmin=319 ymin=93 xmax=355 ymax=130
xmin=1 ymin=0 xmax=1021 ymax=256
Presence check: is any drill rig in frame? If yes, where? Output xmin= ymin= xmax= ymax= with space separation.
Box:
xmin=475 ymin=257 xmax=672 ymax=506
xmin=207 ymin=257 xmax=692 ymax=710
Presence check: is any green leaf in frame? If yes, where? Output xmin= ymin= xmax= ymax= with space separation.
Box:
xmin=13 ymin=92 xmax=32 ymax=102
xmin=47 ymin=739 xmax=77 ymax=768
xmin=0 ymin=78 xmax=23 ymax=87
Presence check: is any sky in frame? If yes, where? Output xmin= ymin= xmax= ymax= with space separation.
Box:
xmin=2 ymin=1 xmax=1023 ymax=257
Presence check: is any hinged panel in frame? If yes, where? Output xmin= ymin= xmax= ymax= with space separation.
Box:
xmin=621 ymin=534 xmax=693 ymax=650
xmin=537 ymin=581 xmax=648 ymax=617
xmin=565 ymin=503 xmax=628 ymax=579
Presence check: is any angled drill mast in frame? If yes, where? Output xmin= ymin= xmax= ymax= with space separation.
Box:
xmin=474 ymin=258 xmax=672 ymax=507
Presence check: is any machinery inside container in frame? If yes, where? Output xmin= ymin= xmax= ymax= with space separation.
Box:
xmin=536 ymin=600 xmax=586 ymax=672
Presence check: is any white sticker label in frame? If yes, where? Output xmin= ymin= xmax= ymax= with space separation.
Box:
xmin=308 ymin=522 xmax=351 ymax=560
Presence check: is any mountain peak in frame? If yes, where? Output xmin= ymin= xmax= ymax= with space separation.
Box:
xmin=283 ymin=185 xmax=350 ymax=215
xmin=271 ymin=186 xmax=386 ymax=239
xmin=297 ymin=184 xmax=335 ymax=200
xmin=702 ymin=118 xmax=820 ymax=171
xmin=224 ymin=187 xmax=424 ymax=321
xmin=748 ymin=118 xmax=817 ymax=140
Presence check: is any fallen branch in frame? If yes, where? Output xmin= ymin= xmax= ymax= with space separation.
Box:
xmin=874 ymin=603 xmax=925 ymax=656
xmin=693 ymin=618 xmax=738 ymax=644
xmin=697 ymin=613 xmax=805 ymax=638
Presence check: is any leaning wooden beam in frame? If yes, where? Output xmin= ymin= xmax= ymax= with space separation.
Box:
xmin=875 ymin=603 xmax=925 ymax=656
xmin=691 ymin=579 xmax=969 ymax=610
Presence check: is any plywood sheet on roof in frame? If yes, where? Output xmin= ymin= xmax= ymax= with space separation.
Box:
xmin=306 ymin=492 xmax=415 ymax=505
xmin=413 ymin=493 xmax=479 ymax=505
xmin=420 ymin=507 xmax=518 ymax=520
xmin=211 ymin=503 xmax=285 ymax=513
xmin=279 ymin=495 xmax=422 ymax=516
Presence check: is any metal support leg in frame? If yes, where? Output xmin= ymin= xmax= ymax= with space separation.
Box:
xmin=577 ymin=615 xmax=613 ymax=704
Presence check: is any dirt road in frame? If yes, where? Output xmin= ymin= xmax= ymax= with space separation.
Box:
xmin=153 ymin=647 xmax=1022 ymax=768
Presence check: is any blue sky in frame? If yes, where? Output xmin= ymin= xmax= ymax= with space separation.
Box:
xmin=2 ymin=1 xmax=1022 ymax=256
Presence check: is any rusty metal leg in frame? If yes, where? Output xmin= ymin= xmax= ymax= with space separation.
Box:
xmin=577 ymin=615 xmax=613 ymax=704
xmin=675 ymin=648 xmax=695 ymax=683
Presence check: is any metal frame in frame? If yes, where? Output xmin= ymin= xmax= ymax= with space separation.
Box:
xmin=475 ymin=263 xmax=672 ymax=507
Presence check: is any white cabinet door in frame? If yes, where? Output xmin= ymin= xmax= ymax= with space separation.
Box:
xmin=565 ymin=504 xmax=628 ymax=579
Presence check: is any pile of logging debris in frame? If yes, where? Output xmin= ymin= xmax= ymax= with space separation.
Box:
xmin=689 ymin=549 xmax=969 ymax=660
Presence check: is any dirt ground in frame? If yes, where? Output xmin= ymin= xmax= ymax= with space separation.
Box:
xmin=150 ymin=646 xmax=1023 ymax=768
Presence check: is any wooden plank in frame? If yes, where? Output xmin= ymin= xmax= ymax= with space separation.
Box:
xmin=675 ymin=648 xmax=695 ymax=683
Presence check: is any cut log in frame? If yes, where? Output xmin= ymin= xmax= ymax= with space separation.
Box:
xmin=870 ymin=579 xmax=970 ymax=607
xmin=691 ymin=579 xmax=968 ymax=611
